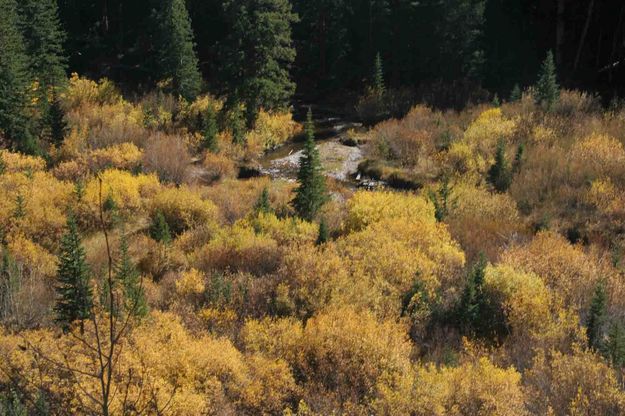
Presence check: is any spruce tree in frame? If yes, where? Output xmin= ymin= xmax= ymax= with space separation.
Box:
xmin=316 ymin=218 xmax=329 ymax=245
xmin=512 ymin=142 xmax=525 ymax=174
xmin=254 ymin=187 xmax=271 ymax=214
xmin=0 ymin=0 xmax=36 ymax=154
xmin=149 ymin=211 xmax=172 ymax=244
xmin=154 ymin=0 xmax=202 ymax=101
xmin=587 ymin=280 xmax=607 ymax=350
xmin=535 ymin=50 xmax=559 ymax=111
xmin=54 ymin=216 xmax=93 ymax=332
xmin=222 ymin=0 xmax=297 ymax=128
xmin=12 ymin=194 xmax=26 ymax=219
xmin=372 ymin=52 xmax=385 ymax=96
xmin=18 ymin=0 xmax=66 ymax=90
xmin=292 ymin=108 xmax=329 ymax=221
xmin=429 ymin=175 xmax=452 ymax=222
xmin=488 ymin=138 xmax=512 ymax=192
xmin=510 ymin=84 xmax=522 ymax=102
xmin=115 ymin=234 xmax=148 ymax=318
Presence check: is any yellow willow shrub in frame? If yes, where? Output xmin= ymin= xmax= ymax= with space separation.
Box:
xmin=241 ymin=317 xmax=304 ymax=364
xmin=447 ymin=108 xmax=517 ymax=176
xmin=175 ymin=268 xmax=206 ymax=296
xmin=344 ymin=190 xmax=435 ymax=232
xmin=336 ymin=217 xmax=465 ymax=317
xmin=297 ymin=307 xmax=413 ymax=411
xmin=202 ymin=178 xmax=295 ymax=224
xmin=245 ymin=110 xmax=302 ymax=152
xmin=411 ymin=357 xmax=527 ymax=416
xmin=585 ymin=178 xmax=625 ymax=217
xmin=239 ymin=354 xmax=299 ymax=415
xmin=484 ymin=265 xmax=582 ymax=368
xmin=274 ymin=244 xmax=350 ymax=319
xmin=201 ymin=152 xmax=237 ymax=182
xmin=0 ymin=312 xmax=298 ymax=415
xmin=85 ymin=142 xmax=143 ymax=172
xmin=500 ymin=231 xmax=611 ymax=313
xmin=367 ymin=117 xmax=437 ymax=168
xmin=570 ymin=133 xmax=625 ymax=181
xmin=0 ymin=150 xmax=46 ymax=173
xmin=446 ymin=182 xmax=523 ymax=260
xmin=142 ymin=133 xmax=192 ymax=184
xmin=190 ymin=222 xmax=280 ymax=276
xmin=176 ymin=94 xmax=222 ymax=130
xmin=149 ymin=186 xmax=219 ymax=235
xmin=64 ymin=73 xmax=120 ymax=108
xmin=242 ymin=212 xmax=317 ymax=246
xmin=0 ymin=171 xmax=73 ymax=247
xmin=52 ymin=159 xmax=88 ymax=181
xmin=80 ymin=169 xmax=160 ymax=224
xmin=6 ymin=234 xmax=56 ymax=278
xmin=524 ymin=349 xmax=625 ymax=415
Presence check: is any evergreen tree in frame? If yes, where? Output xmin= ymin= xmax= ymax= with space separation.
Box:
xmin=0 ymin=155 xmax=5 ymax=175
xmin=587 ymin=280 xmax=608 ymax=350
xmin=429 ymin=175 xmax=452 ymax=222
xmin=292 ymin=108 xmax=329 ymax=221
xmin=115 ymin=233 xmax=148 ymax=318
xmin=512 ymin=142 xmax=525 ymax=174
xmin=457 ymin=254 xmax=487 ymax=334
xmin=18 ymin=0 xmax=67 ymax=90
xmin=492 ymin=93 xmax=500 ymax=107
xmin=372 ymin=52 xmax=385 ymax=96
xmin=488 ymin=138 xmax=512 ymax=192
xmin=12 ymin=194 xmax=26 ymax=219
xmin=222 ymin=0 xmax=298 ymax=128
xmin=254 ymin=187 xmax=271 ymax=214
xmin=316 ymin=218 xmax=329 ymax=245
xmin=201 ymin=105 xmax=219 ymax=153
xmin=604 ymin=321 xmax=625 ymax=368
xmin=48 ymin=92 xmax=67 ymax=145
xmin=509 ymin=84 xmax=522 ymax=102
xmin=149 ymin=211 xmax=172 ymax=244
xmin=54 ymin=216 xmax=93 ymax=332
xmin=0 ymin=0 xmax=36 ymax=154
xmin=154 ymin=0 xmax=202 ymax=101
xmin=535 ymin=50 xmax=559 ymax=111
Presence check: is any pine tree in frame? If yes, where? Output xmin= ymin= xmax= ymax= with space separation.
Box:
xmin=372 ymin=52 xmax=385 ymax=96
xmin=115 ymin=233 xmax=148 ymax=318
xmin=316 ymin=218 xmax=329 ymax=245
xmin=254 ymin=187 xmax=271 ymax=214
xmin=510 ymin=84 xmax=522 ymax=102
xmin=222 ymin=0 xmax=298 ymax=128
xmin=149 ymin=211 xmax=172 ymax=244
xmin=18 ymin=0 xmax=66 ymax=90
xmin=154 ymin=0 xmax=202 ymax=101
xmin=54 ymin=216 xmax=93 ymax=332
xmin=587 ymin=280 xmax=607 ymax=350
xmin=0 ymin=0 xmax=36 ymax=154
xmin=535 ymin=50 xmax=559 ymax=111
xmin=488 ymin=138 xmax=512 ymax=192
xmin=201 ymin=105 xmax=219 ymax=153
xmin=292 ymin=108 xmax=329 ymax=221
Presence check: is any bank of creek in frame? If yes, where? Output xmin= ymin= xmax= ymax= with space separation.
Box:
xmin=257 ymin=104 xmax=379 ymax=188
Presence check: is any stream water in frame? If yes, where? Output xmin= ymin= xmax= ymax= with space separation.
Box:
xmin=258 ymin=104 xmax=367 ymax=184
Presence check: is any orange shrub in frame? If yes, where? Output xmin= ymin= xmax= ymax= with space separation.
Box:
xmin=142 ymin=133 xmax=191 ymax=184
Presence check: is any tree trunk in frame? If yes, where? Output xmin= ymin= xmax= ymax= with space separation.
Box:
xmin=574 ymin=0 xmax=594 ymax=71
